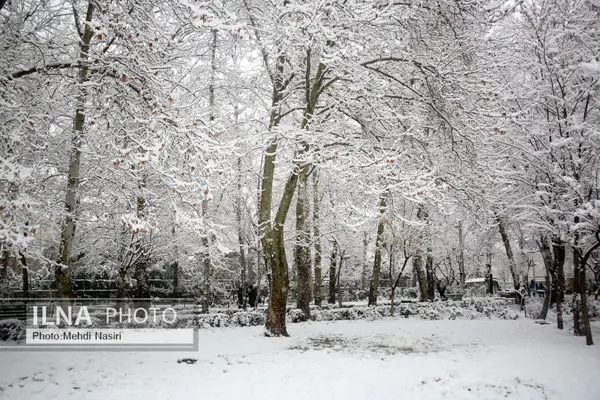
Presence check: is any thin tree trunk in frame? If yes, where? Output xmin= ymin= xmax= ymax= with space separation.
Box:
xmin=485 ymin=251 xmax=493 ymax=294
xmin=496 ymin=215 xmax=520 ymax=290
xmin=361 ymin=232 xmax=369 ymax=291
xmin=328 ymin=241 xmax=338 ymax=304
xmin=457 ymin=221 xmax=466 ymax=290
xmin=393 ymin=257 xmax=411 ymax=315
xmin=20 ymin=252 xmax=28 ymax=298
xmin=573 ymin=236 xmax=582 ymax=336
xmin=426 ymin=250 xmax=435 ymax=301
xmin=55 ymin=2 xmax=95 ymax=300
xmin=390 ymin=286 xmax=397 ymax=315
xmin=552 ymin=237 xmax=565 ymax=329
xmin=414 ymin=255 xmax=427 ymax=302
xmin=236 ymin=158 xmax=248 ymax=310
xmin=295 ymin=165 xmax=312 ymax=320
xmin=200 ymin=29 xmax=218 ymax=314
xmin=538 ymin=272 xmax=552 ymax=320
xmin=368 ymin=193 xmax=387 ymax=306
xmin=336 ymin=249 xmax=345 ymax=308
xmin=201 ymin=199 xmax=211 ymax=313
xmin=171 ymin=261 xmax=179 ymax=297
xmin=389 ymin=245 xmax=395 ymax=314
xmin=537 ymin=235 xmax=554 ymax=320
xmin=313 ymin=171 xmax=322 ymax=306
xmin=576 ymin=229 xmax=600 ymax=345
xmin=0 ymin=249 xmax=8 ymax=288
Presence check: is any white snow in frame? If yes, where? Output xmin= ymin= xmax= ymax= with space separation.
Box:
xmin=0 ymin=318 xmax=598 ymax=399
xmin=465 ymin=278 xmax=486 ymax=283
xmin=581 ymin=61 xmax=600 ymax=75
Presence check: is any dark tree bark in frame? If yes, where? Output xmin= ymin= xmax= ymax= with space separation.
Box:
xmin=328 ymin=241 xmax=338 ymax=304
xmin=336 ymin=250 xmax=346 ymax=307
xmin=414 ymin=255 xmax=428 ymax=302
xmin=264 ymin=222 xmax=292 ymax=336
xmin=20 ymin=252 xmax=28 ymax=298
xmin=426 ymin=251 xmax=435 ymax=301
xmin=552 ymin=237 xmax=565 ymax=330
xmin=573 ymin=242 xmax=582 ymax=336
xmin=1 ymin=249 xmax=8 ymax=284
xmin=485 ymin=251 xmax=493 ymax=294
xmin=457 ymin=221 xmax=466 ymax=290
xmin=361 ymin=233 xmax=369 ymax=291
xmin=236 ymin=157 xmax=248 ymax=310
xmin=539 ymin=235 xmax=566 ymax=329
xmin=538 ymin=272 xmax=552 ymax=320
xmin=312 ymin=172 xmax=322 ymax=307
xmin=496 ymin=215 xmax=520 ymax=290
xmin=171 ymin=261 xmax=179 ymax=297
xmin=295 ymin=165 xmax=312 ymax=320
xmin=575 ymin=229 xmax=600 ymax=345
xmin=390 ymin=254 xmax=411 ymax=316
xmin=537 ymin=236 xmax=553 ymax=320
xmin=368 ymin=194 xmax=387 ymax=306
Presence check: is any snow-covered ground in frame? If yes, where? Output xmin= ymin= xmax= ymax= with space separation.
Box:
xmin=0 ymin=318 xmax=598 ymax=399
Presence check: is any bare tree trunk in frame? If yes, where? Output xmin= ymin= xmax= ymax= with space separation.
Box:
xmin=414 ymin=255 xmax=427 ymax=302
xmin=328 ymin=241 xmax=338 ymax=304
xmin=573 ymin=233 xmax=583 ymax=336
xmin=259 ymin=136 xmax=287 ymax=334
xmin=426 ymin=250 xmax=435 ymax=301
xmin=263 ymin=169 xmax=299 ymax=336
xmin=265 ymin=227 xmax=290 ymax=336
xmin=361 ymin=232 xmax=369 ymax=291
xmin=117 ymin=266 xmax=128 ymax=303
xmin=56 ymin=2 xmax=95 ymax=300
xmin=20 ymin=252 xmax=28 ymax=298
xmin=335 ymin=250 xmax=346 ymax=308
xmin=200 ymin=29 xmax=219 ymax=314
xmin=390 ymin=286 xmax=397 ymax=315
xmin=257 ymin=48 xmax=327 ymax=335
xmin=168 ymin=261 xmax=177 ymax=297
xmin=485 ymin=251 xmax=493 ymax=294
xmin=579 ymin=268 xmax=593 ymax=345
xmin=236 ymin=158 xmax=248 ymax=310
xmin=389 ymin=245 xmax=400 ymax=316
xmin=0 ymin=249 xmax=8 ymax=292
xmin=201 ymin=199 xmax=211 ymax=313
xmin=552 ymin=237 xmax=565 ymax=329
xmin=496 ymin=215 xmax=520 ymax=290
xmin=539 ymin=272 xmax=552 ymax=320
xmin=293 ymin=56 xmax=327 ymax=319
xmin=313 ymin=172 xmax=322 ymax=306
xmin=389 ymin=249 xmax=412 ymax=316
xmin=312 ymin=169 xmax=323 ymax=306
xmin=389 ymin=246 xmax=396 ymax=315
xmin=295 ymin=165 xmax=312 ymax=320
xmin=576 ymin=229 xmax=600 ymax=345
xmin=537 ymin=235 xmax=554 ymax=320
xmin=336 ymin=249 xmax=345 ymax=308
xmin=368 ymin=193 xmax=387 ymax=306
xmin=457 ymin=221 xmax=466 ymax=290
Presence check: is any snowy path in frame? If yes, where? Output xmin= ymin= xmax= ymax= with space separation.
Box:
xmin=0 ymin=319 xmax=597 ymax=399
